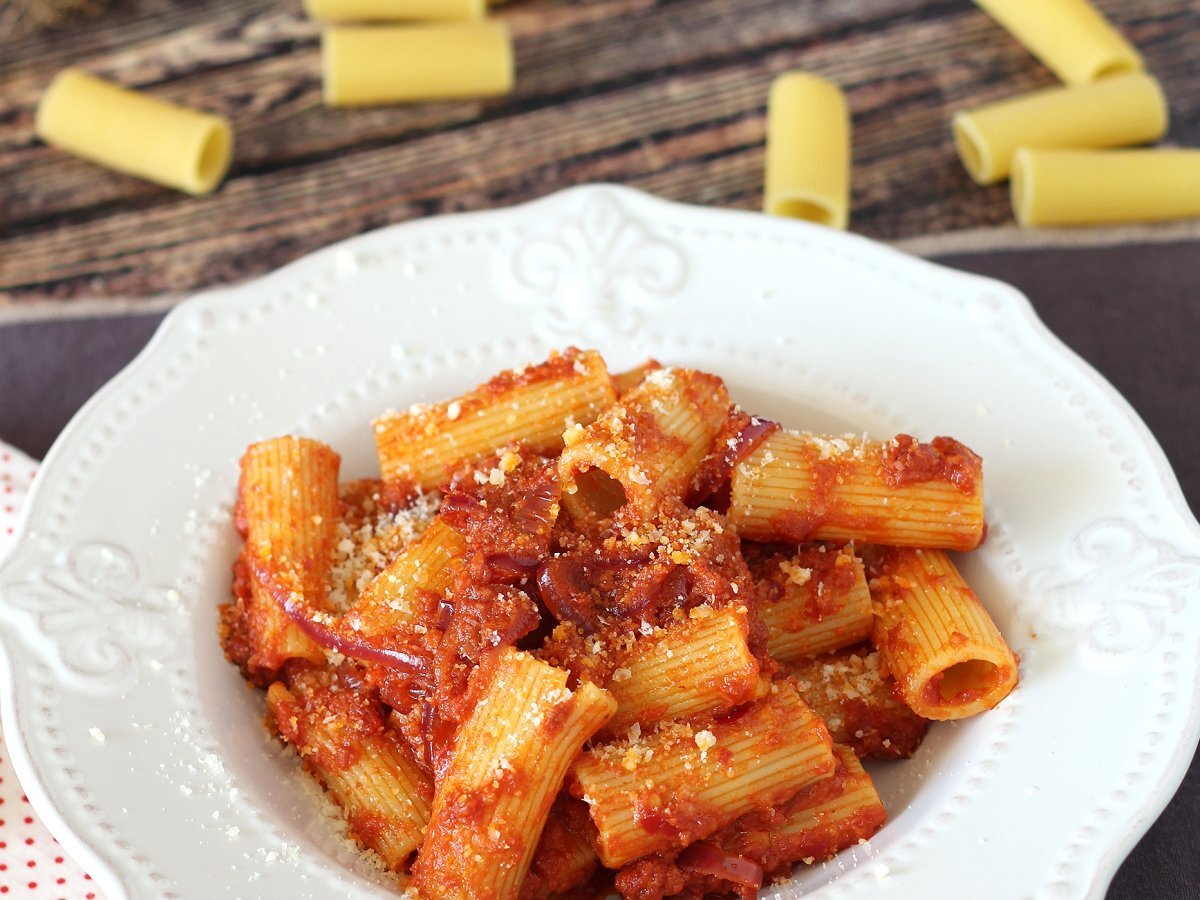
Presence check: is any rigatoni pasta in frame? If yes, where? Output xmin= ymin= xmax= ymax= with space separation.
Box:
xmin=763 ymin=71 xmax=851 ymax=228
xmin=36 ymin=69 xmax=232 ymax=195
xmin=373 ymin=347 xmax=614 ymax=489
xmin=1011 ymin=148 xmax=1200 ymax=227
xmin=558 ymin=367 xmax=731 ymax=519
xmin=323 ymin=22 xmax=515 ymax=106
xmin=522 ymin=800 xmax=601 ymax=900
xmin=869 ymin=546 xmax=1018 ymax=720
xmin=219 ymin=349 xmax=1019 ymax=897
xmin=411 ymin=648 xmax=615 ymax=899
xmin=788 ymin=645 xmax=930 ymax=759
xmin=611 ymin=359 xmax=662 ymax=397
xmin=221 ymin=436 xmax=340 ymax=679
xmin=603 ymin=606 xmax=761 ymax=732
xmin=267 ymin=671 xmax=432 ymax=867
xmin=345 ymin=514 xmax=467 ymax=636
xmin=972 ymin=0 xmax=1143 ymax=85
xmin=304 ymin=0 xmax=485 ymax=22
xmin=953 ymin=73 xmax=1167 ymax=185
xmin=572 ymin=682 xmax=835 ymax=868
xmin=729 ymin=430 xmax=985 ymax=550
xmin=752 ymin=543 xmax=873 ymax=663
xmin=716 ymin=745 xmax=887 ymax=873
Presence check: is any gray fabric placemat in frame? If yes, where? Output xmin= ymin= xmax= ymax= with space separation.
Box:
xmin=0 ymin=240 xmax=1197 ymax=896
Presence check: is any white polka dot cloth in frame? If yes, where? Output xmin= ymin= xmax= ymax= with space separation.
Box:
xmin=0 ymin=443 xmax=102 ymax=899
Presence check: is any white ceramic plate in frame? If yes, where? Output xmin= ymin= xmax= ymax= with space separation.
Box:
xmin=1 ymin=185 xmax=1198 ymax=900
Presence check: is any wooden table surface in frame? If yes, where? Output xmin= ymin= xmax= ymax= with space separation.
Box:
xmin=1 ymin=0 xmax=1197 ymax=305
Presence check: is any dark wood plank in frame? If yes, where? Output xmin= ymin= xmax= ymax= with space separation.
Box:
xmin=1 ymin=0 xmax=1196 ymax=303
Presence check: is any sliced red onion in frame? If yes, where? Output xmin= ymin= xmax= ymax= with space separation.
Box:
xmin=677 ymin=842 xmax=764 ymax=888
xmin=438 ymin=490 xmax=482 ymax=522
xmin=435 ymin=598 xmax=455 ymax=631
xmin=513 ymin=479 xmax=559 ymax=533
xmin=725 ymin=417 xmax=780 ymax=468
xmin=248 ymin=555 xmax=429 ymax=673
xmin=535 ymin=557 xmax=595 ymax=628
xmin=484 ymin=552 xmax=540 ymax=583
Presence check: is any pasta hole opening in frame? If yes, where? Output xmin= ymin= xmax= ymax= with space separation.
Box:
xmin=194 ymin=123 xmax=232 ymax=194
xmin=952 ymin=116 xmax=989 ymax=184
xmin=774 ymin=198 xmax=836 ymax=227
xmin=569 ymin=467 xmax=627 ymax=519
xmin=934 ymin=659 xmax=999 ymax=704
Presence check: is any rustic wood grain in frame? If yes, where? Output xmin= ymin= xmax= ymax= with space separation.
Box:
xmin=0 ymin=0 xmax=1196 ymax=303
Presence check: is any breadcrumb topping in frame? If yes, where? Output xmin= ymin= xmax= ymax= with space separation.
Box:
xmin=792 ymin=649 xmax=886 ymax=702
xmin=327 ymin=491 xmax=441 ymax=611
xmin=778 ymin=558 xmax=813 ymax=587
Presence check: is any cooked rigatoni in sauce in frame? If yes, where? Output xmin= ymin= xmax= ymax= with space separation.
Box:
xmin=220 ymin=348 xmax=1018 ymax=899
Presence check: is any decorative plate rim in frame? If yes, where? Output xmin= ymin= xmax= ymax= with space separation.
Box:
xmin=0 ymin=183 xmax=1197 ymax=900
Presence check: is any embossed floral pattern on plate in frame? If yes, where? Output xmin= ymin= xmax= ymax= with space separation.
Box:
xmin=496 ymin=190 xmax=687 ymax=340
xmin=3 ymin=542 xmax=182 ymax=692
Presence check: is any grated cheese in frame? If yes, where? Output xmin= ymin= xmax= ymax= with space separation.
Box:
xmin=326 ymin=491 xmax=441 ymax=611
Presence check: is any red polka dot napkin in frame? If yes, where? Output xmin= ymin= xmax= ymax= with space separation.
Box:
xmin=0 ymin=444 xmax=102 ymax=899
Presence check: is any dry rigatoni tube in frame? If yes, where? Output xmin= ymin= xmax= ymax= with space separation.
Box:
xmin=305 ymin=0 xmax=485 ymax=22
xmin=268 ymin=673 xmax=432 ymax=869
xmin=603 ymin=607 xmax=761 ymax=732
xmin=754 ymin=544 xmax=873 ymax=663
xmin=323 ymin=22 xmax=514 ymax=106
xmin=412 ymin=649 xmax=615 ymax=900
xmin=953 ymin=73 xmax=1167 ymax=185
xmin=763 ymin=72 xmax=850 ymax=228
xmin=870 ymin=547 xmax=1018 ymax=720
xmin=729 ymin=431 xmax=985 ymax=551
xmin=558 ymin=367 xmax=731 ymax=520
xmin=35 ymin=69 xmax=232 ymax=195
xmin=373 ymin=348 xmax=614 ymax=490
xmin=972 ymin=0 xmax=1143 ymax=85
xmin=572 ymin=683 xmax=835 ymax=868
xmin=225 ymin=437 xmax=341 ymax=676
xmin=1012 ymin=148 xmax=1200 ymax=226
